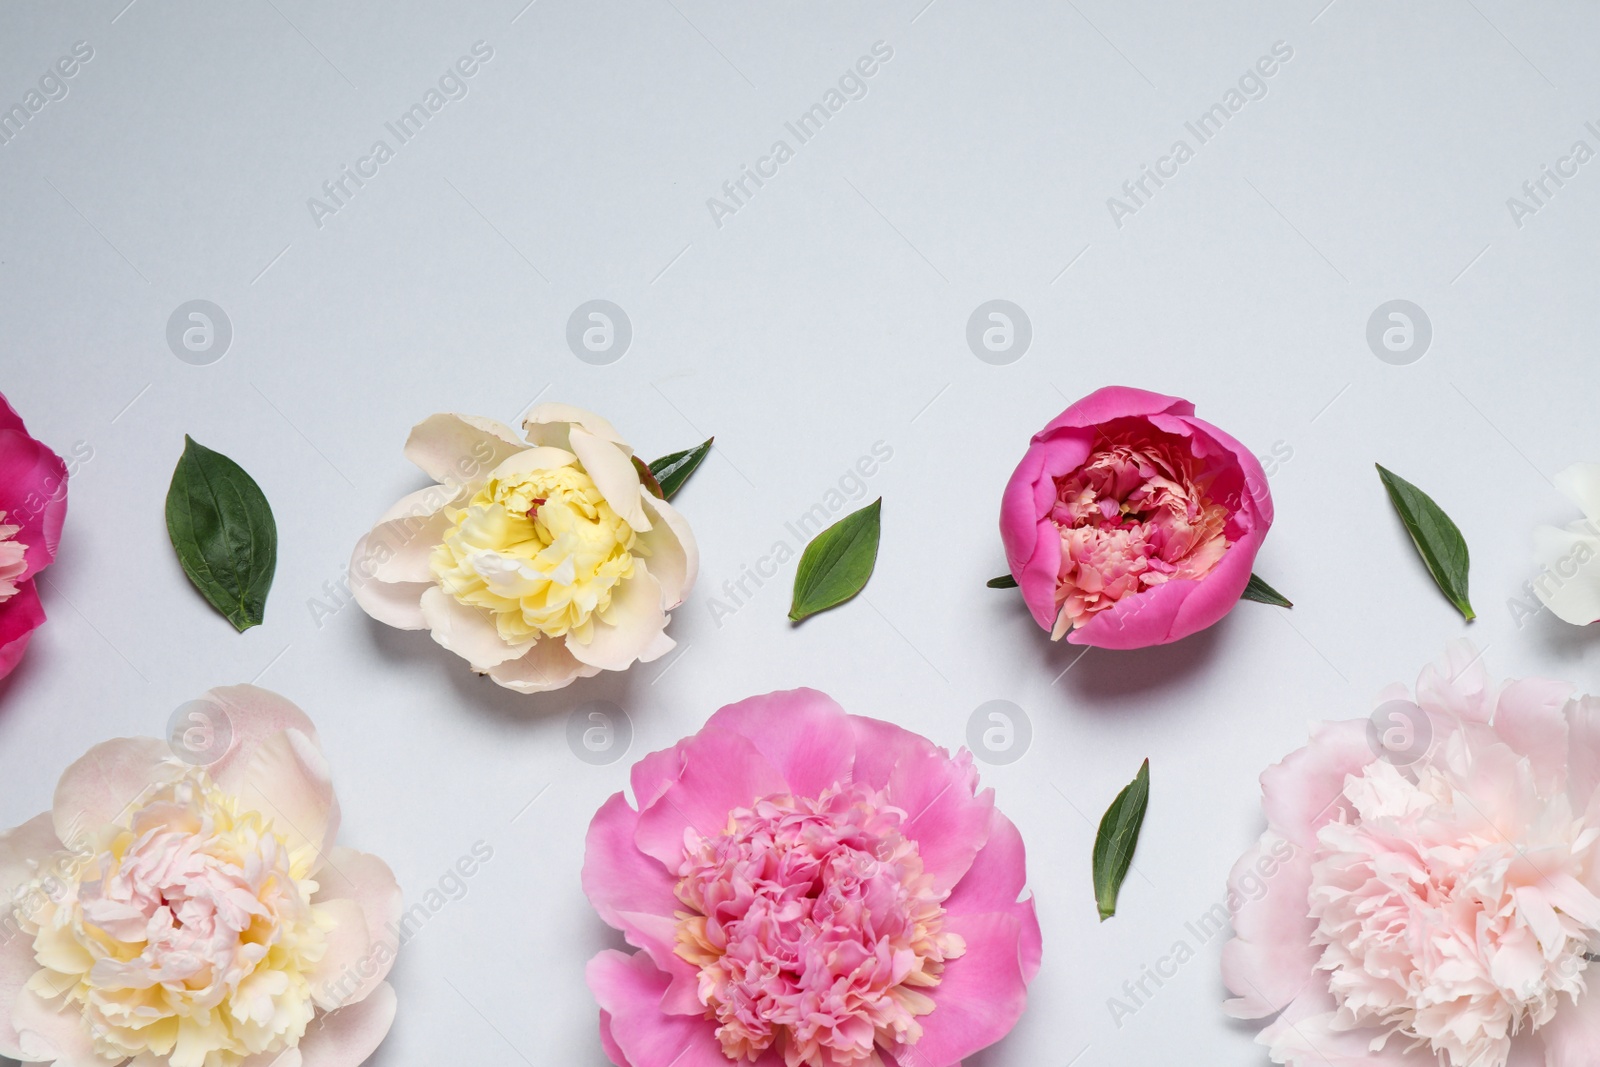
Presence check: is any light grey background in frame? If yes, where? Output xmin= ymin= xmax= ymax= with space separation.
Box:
xmin=2 ymin=1 xmax=1598 ymax=1064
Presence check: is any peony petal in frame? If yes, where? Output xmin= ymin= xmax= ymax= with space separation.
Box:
xmin=0 ymin=912 xmax=37 ymax=1060
xmin=702 ymin=689 xmax=855 ymax=799
xmin=311 ymin=847 xmax=402 ymax=1007
xmin=630 ymin=742 xmax=688 ymax=813
xmin=403 ymin=413 xmax=527 ymax=485
xmin=522 ymin=404 xmax=627 ymax=450
xmin=1542 ymin=982 xmax=1600 ymax=1067
xmin=566 ymin=564 xmax=671 ymax=672
xmin=1568 ymin=695 xmax=1600 ymax=813
xmin=356 ymin=489 xmax=455 ymax=585
xmin=851 ymin=717 xmax=993 ymax=895
xmin=1220 ymin=831 xmax=1319 ymax=1019
xmin=910 ymin=911 xmax=1034 ymax=1065
xmin=1531 ymin=523 xmax=1600 ymax=625
xmin=1493 ymin=676 xmax=1574 ymax=795
xmin=1554 ymin=462 xmax=1600 ymax=523
xmin=1259 ymin=719 xmax=1372 ymax=850
xmin=0 ymin=428 xmax=68 ymax=579
xmin=999 ymin=428 xmax=1094 ymax=632
xmin=483 ymin=445 xmax=579 ymax=483
xmin=943 ymin=808 xmax=1029 ymax=916
xmin=1416 ymin=639 xmax=1495 ymax=725
xmin=583 ymin=793 xmax=682 ymax=941
xmin=204 ymin=684 xmax=321 ymax=786
xmin=0 ymin=580 xmax=46 ymax=682
xmin=587 ymin=950 xmax=781 ymax=1067
xmin=419 ymin=585 xmax=533 ymax=670
xmin=636 ymin=494 xmax=697 ymax=609
xmin=225 ymin=729 xmax=340 ymax=873
xmin=634 ymin=728 xmax=786 ymax=869
xmin=307 ymin=898 xmax=373 ymax=1011
xmin=11 ymin=982 xmax=98 ymax=1066
xmin=51 ymin=737 xmax=178 ymax=852
xmin=485 ymin=637 xmax=596 ymax=693
xmin=570 ymin=427 xmax=650 ymax=533
xmin=598 ymin=1010 xmax=630 ymax=1067
xmin=349 ymin=570 xmax=430 ymax=630
xmin=296 ymin=980 xmax=396 ymax=1067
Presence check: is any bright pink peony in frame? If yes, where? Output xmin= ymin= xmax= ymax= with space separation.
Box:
xmin=582 ymin=689 xmax=1042 ymax=1067
xmin=0 ymin=393 xmax=69 ymax=681
xmin=999 ymin=386 xmax=1271 ymax=649
xmin=1223 ymin=643 xmax=1600 ymax=1067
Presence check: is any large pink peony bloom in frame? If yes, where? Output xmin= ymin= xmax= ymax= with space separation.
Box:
xmin=999 ymin=386 xmax=1271 ymax=649
xmin=582 ymin=689 xmax=1042 ymax=1067
xmin=0 ymin=686 xmax=401 ymax=1067
xmin=1223 ymin=643 xmax=1600 ymax=1067
xmin=0 ymin=392 xmax=69 ymax=681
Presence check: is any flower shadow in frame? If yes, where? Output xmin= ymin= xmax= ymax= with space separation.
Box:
xmin=1050 ymin=618 xmax=1230 ymax=706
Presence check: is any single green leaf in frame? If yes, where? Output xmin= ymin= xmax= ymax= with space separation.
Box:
xmin=987 ymin=573 xmax=1019 ymax=589
xmin=1240 ymin=572 xmax=1292 ymax=608
xmin=632 ymin=456 xmax=665 ymax=500
xmin=165 ymin=436 xmax=278 ymax=631
xmin=648 ymin=437 xmax=713 ymax=500
xmin=1093 ymin=758 xmax=1150 ymax=922
xmin=1375 ymin=464 xmax=1475 ymax=621
xmin=789 ymin=498 xmax=882 ymax=622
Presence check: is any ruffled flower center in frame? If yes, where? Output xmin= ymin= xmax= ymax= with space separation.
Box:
xmin=13 ymin=775 xmax=330 ymax=1067
xmin=1309 ymin=753 xmax=1600 ymax=1067
xmin=430 ymin=465 xmax=638 ymax=643
xmin=673 ymin=783 xmax=965 ymax=1067
xmin=1047 ymin=426 xmax=1229 ymax=637
xmin=0 ymin=511 xmax=27 ymax=603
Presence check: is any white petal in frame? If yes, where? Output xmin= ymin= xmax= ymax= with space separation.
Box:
xmin=638 ymin=494 xmax=698 ymax=608
xmin=570 ymin=427 xmax=650 ymax=532
xmin=403 ymin=413 xmax=527 ymax=485
xmin=225 ymin=729 xmax=340 ymax=874
xmin=487 ymin=638 xmax=597 ymax=693
xmin=1555 ymin=462 xmax=1600 ymax=523
xmin=419 ymin=586 xmax=531 ymax=670
xmin=12 ymin=983 xmax=97 ymax=1065
xmin=521 ymin=403 xmax=626 ymax=451
xmin=1532 ymin=525 xmax=1600 ymax=625
xmin=567 ymin=563 xmax=671 ymax=671
xmin=297 ymin=982 xmax=396 ymax=1067
xmin=311 ymin=847 xmax=403 ymax=1006
xmin=484 ymin=446 xmax=577 ymax=482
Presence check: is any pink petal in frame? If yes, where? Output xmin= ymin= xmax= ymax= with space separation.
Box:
xmin=703 ymin=688 xmax=855 ymax=798
xmin=599 ymin=1010 xmax=631 ymax=1067
xmin=1259 ymin=719 xmax=1372 ymax=850
xmin=0 ymin=580 xmax=45 ymax=681
xmin=203 ymin=684 xmax=321 ymax=784
xmin=311 ymin=847 xmax=403 ymax=1007
xmin=11 ymin=983 xmax=97 ymax=1065
xmin=1416 ymin=639 xmax=1495 ymax=725
xmin=910 ymin=911 xmax=1034 ymax=1065
xmin=630 ymin=742 xmax=688 ymax=812
xmin=584 ymin=793 xmax=682 ymax=946
xmin=1257 ymin=987 xmax=1437 ymax=1066
xmin=297 ymin=981 xmax=397 ymax=1067
xmin=0 ymin=911 xmax=36 ymax=1060
xmin=1541 ymin=984 xmax=1600 ymax=1067
xmin=633 ymin=728 xmax=786 ymax=869
xmin=1568 ymin=695 xmax=1600 ymax=813
xmin=221 ymin=729 xmax=341 ymax=870
xmin=850 ymin=717 xmax=993 ymax=895
xmin=587 ymin=950 xmax=781 ymax=1067
xmin=0 ymin=812 xmax=59 ymax=902
xmin=1493 ymin=676 xmax=1574 ymax=795
xmin=943 ymin=808 xmax=1028 ymax=916
xmin=0 ymin=427 xmax=68 ymax=579
xmin=1220 ymin=832 xmax=1318 ymax=1019
xmin=51 ymin=737 xmax=177 ymax=852
xmin=999 ymin=427 xmax=1094 ymax=631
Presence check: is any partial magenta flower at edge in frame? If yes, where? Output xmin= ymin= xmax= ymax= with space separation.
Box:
xmin=0 ymin=392 xmax=68 ymax=680
xmin=1223 ymin=642 xmax=1600 ymax=1067
xmin=1000 ymin=385 xmax=1273 ymax=649
xmin=582 ymin=689 xmax=1042 ymax=1067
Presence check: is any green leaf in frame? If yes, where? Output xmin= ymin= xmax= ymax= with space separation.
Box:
xmin=165 ymin=436 xmax=278 ymax=632
xmin=789 ymin=498 xmax=881 ymax=623
xmin=648 ymin=437 xmax=713 ymax=500
xmin=1093 ymin=758 xmax=1150 ymax=922
xmin=632 ymin=456 xmax=665 ymax=500
xmin=1240 ymin=572 xmax=1292 ymax=608
xmin=1375 ymin=464 xmax=1475 ymax=621
xmin=987 ymin=573 xmax=1019 ymax=589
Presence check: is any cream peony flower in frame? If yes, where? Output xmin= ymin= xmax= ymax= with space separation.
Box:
xmin=1531 ymin=462 xmax=1600 ymax=625
xmin=0 ymin=686 xmax=401 ymax=1067
xmin=349 ymin=404 xmax=697 ymax=693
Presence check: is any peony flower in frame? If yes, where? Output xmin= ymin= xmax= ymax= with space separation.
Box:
xmin=0 ymin=686 xmax=401 ymax=1067
xmin=1529 ymin=462 xmax=1600 ymax=625
xmin=582 ymin=689 xmax=1042 ymax=1067
xmin=349 ymin=404 xmax=698 ymax=693
xmin=0 ymin=392 xmax=69 ymax=681
xmin=999 ymin=386 xmax=1271 ymax=649
xmin=1223 ymin=642 xmax=1600 ymax=1067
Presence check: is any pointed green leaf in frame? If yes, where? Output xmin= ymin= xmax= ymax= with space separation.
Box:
xmin=987 ymin=573 xmax=1019 ymax=589
xmin=789 ymin=498 xmax=881 ymax=623
xmin=1375 ymin=464 xmax=1475 ymax=621
xmin=632 ymin=456 xmax=665 ymax=499
xmin=1240 ymin=572 xmax=1292 ymax=608
xmin=1093 ymin=759 xmax=1150 ymax=922
xmin=648 ymin=437 xmax=713 ymax=500
xmin=165 ymin=436 xmax=278 ymax=632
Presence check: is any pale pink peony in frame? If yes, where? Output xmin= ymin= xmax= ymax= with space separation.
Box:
xmin=1223 ymin=643 xmax=1600 ymax=1067
xmin=583 ymin=690 xmax=1042 ymax=1067
xmin=1000 ymin=386 xmax=1271 ymax=649
xmin=0 ymin=686 xmax=401 ymax=1067
xmin=0 ymin=392 xmax=69 ymax=681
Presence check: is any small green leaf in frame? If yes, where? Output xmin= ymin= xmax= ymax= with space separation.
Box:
xmin=1093 ymin=758 xmax=1150 ymax=922
xmin=648 ymin=437 xmax=713 ymax=500
xmin=1375 ymin=464 xmax=1475 ymax=621
xmin=632 ymin=456 xmax=665 ymax=500
xmin=789 ymin=498 xmax=881 ymax=623
xmin=1240 ymin=573 xmax=1292 ymax=608
xmin=165 ymin=436 xmax=278 ymax=632
xmin=987 ymin=573 xmax=1019 ymax=589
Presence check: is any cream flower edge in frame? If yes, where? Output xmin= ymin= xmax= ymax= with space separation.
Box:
xmin=348 ymin=404 xmax=699 ymax=694
xmin=0 ymin=685 xmax=401 ymax=1067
